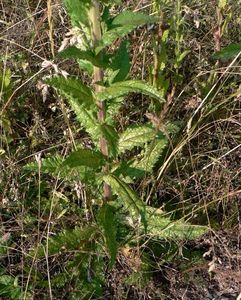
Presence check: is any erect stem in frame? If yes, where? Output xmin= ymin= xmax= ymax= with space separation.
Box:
xmin=89 ymin=0 xmax=112 ymax=201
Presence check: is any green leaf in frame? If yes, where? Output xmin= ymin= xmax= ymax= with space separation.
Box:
xmin=111 ymin=11 xmax=158 ymax=27
xmin=100 ymin=0 xmax=121 ymax=4
xmin=146 ymin=207 xmax=208 ymax=240
xmin=118 ymin=125 xmax=155 ymax=154
xmin=133 ymin=136 xmax=168 ymax=172
xmin=101 ymin=11 xmax=159 ymax=48
xmin=0 ymin=68 xmax=13 ymax=101
xmin=0 ymin=275 xmax=22 ymax=300
xmin=110 ymin=40 xmax=130 ymax=83
xmin=113 ymin=161 xmax=146 ymax=179
xmin=64 ymin=0 xmax=91 ymax=28
xmin=100 ymin=124 xmax=119 ymax=157
xmin=218 ymin=0 xmax=227 ymax=9
xmin=59 ymin=46 xmax=109 ymax=69
xmin=105 ymin=97 xmax=123 ymax=124
xmin=98 ymin=204 xmax=118 ymax=267
xmin=70 ymin=102 xmax=100 ymax=142
xmin=101 ymin=26 xmax=135 ymax=49
xmin=96 ymin=80 xmax=165 ymax=103
xmin=45 ymin=76 xmax=94 ymax=108
xmin=24 ymin=154 xmax=98 ymax=183
xmin=103 ymin=174 xmax=146 ymax=229
xmin=78 ymin=59 xmax=94 ymax=75
xmin=34 ymin=226 xmax=98 ymax=257
xmin=176 ymin=50 xmax=190 ymax=64
xmin=0 ymin=68 xmax=11 ymax=89
xmin=212 ymin=42 xmax=241 ymax=60
xmin=45 ymin=76 xmax=101 ymax=142
xmin=63 ymin=149 xmax=104 ymax=169
xmin=24 ymin=155 xmax=64 ymax=174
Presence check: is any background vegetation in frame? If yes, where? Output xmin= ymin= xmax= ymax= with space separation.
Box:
xmin=0 ymin=0 xmax=240 ymax=299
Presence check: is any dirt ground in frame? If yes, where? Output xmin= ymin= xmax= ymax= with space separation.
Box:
xmin=105 ymin=230 xmax=241 ymax=300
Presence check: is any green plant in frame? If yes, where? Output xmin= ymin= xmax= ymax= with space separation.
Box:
xmin=150 ymin=0 xmax=189 ymax=95
xmin=47 ymin=0 xmax=207 ymax=233
xmin=0 ymin=65 xmax=14 ymax=146
xmin=24 ymin=0 xmax=208 ymax=297
xmin=0 ymin=236 xmax=23 ymax=300
xmin=0 ymin=274 xmax=23 ymax=300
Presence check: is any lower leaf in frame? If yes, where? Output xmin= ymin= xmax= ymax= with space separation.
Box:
xmin=98 ymin=204 xmax=118 ymax=267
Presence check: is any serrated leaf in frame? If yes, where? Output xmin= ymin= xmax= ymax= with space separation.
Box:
xmin=105 ymin=97 xmax=123 ymax=124
xmin=100 ymin=124 xmax=119 ymax=157
xmin=45 ymin=76 xmax=94 ymax=107
xmin=63 ymin=149 xmax=104 ymax=169
xmin=133 ymin=136 xmax=168 ymax=172
xmin=24 ymin=154 xmax=98 ymax=184
xmin=146 ymin=207 xmax=208 ymax=240
xmin=103 ymin=174 xmax=146 ymax=229
xmin=34 ymin=226 xmax=98 ymax=257
xmin=150 ymin=219 xmax=208 ymax=240
xmin=98 ymin=204 xmax=118 ymax=267
xmin=165 ymin=122 xmax=181 ymax=134
xmin=118 ymin=125 xmax=155 ymax=154
xmin=69 ymin=99 xmax=100 ymax=142
xmin=45 ymin=76 xmax=101 ymax=142
xmin=96 ymin=80 xmax=165 ymax=103
xmin=24 ymin=155 xmax=64 ymax=174
xmin=59 ymin=46 xmax=109 ymax=69
xmin=212 ymin=42 xmax=241 ymax=60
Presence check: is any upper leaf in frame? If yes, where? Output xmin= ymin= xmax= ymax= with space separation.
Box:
xmin=45 ymin=76 xmax=94 ymax=108
xmin=96 ymin=80 xmax=165 ymax=103
xmin=100 ymin=0 xmax=121 ymax=4
xmin=63 ymin=149 xmax=104 ymax=169
xmin=100 ymin=26 xmax=135 ymax=49
xmin=118 ymin=124 xmax=155 ymax=154
xmin=58 ymin=46 xmax=109 ymax=69
xmin=111 ymin=11 xmax=157 ymax=27
xmin=100 ymin=11 xmax=158 ymax=48
xmin=64 ymin=0 xmax=91 ymax=28
xmin=109 ymin=40 xmax=130 ymax=83
xmin=46 ymin=76 xmax=100 ymax=142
